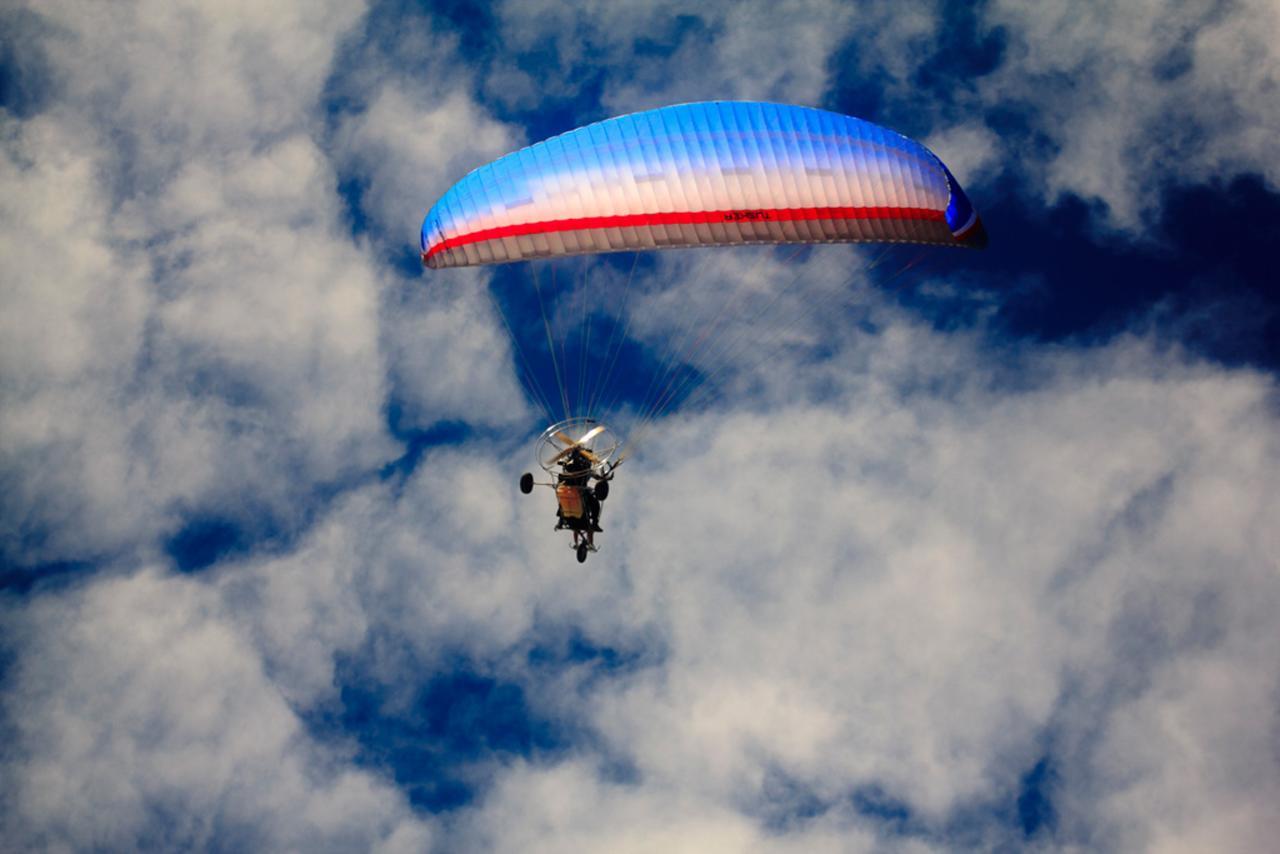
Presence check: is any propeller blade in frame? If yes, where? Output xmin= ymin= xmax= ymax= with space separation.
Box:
xmin=553 ymin=431 xmax=577 ymax=447
xmin=575 ymin=425 xmax=605 ymax=445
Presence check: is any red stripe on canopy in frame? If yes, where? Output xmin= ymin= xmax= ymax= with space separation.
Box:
xmin=423 ymin=206 xmax=947 ymax=261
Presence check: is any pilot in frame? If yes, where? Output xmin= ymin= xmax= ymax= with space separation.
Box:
xmin=559 ymin=449 xmax=602 ymax=535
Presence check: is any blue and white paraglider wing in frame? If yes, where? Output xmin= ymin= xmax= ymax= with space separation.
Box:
xmin=422 ymin=101 xmax=986 ymax=268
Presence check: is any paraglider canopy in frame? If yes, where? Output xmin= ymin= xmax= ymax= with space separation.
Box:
xmin=421 ymin=101 xmax=986 ymax=270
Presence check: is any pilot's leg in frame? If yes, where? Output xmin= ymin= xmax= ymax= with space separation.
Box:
xmin=587 ymin=491 xmax=602 ymax=532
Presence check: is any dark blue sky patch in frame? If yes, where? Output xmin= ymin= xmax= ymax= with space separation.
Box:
xmin=311 ymin=662 xmax=572 ymax=813
xmin=423 ymin=7 xmax=709 ymax=144
xmin=843 ymin=752 xmax=1063 ymax=846
xmin=525 ymin=624 xmax=662 ymax=683
xmin=379 ymin=415 xmax=473 ymax=484
xmin=825 ymin=3 xmax=1005 ymax=142
xmin=1149 ymin=2 xmax=1232 ymax=84
xmin=516 ymin=623 xmax=664 ymax=785
xmin=0 ymin=9 xmax=63 ymax=119
xmin=740 ymin=746 xmax=1069 ymax=846
xmin=555 ymin=14 xmax=713 ymax=116
xmin=859 ymin=3 xmax=1007 ymax=142
xmin=0 ymin=558 xmax=98 ymax=594
xmin=333 ymin=0 xmax=478 ymax=89
xmin=165 ymin=517 xmax=247 ymax=574
xmin=851 ymin=783 xmax=917 ymax=836
xmin=521 ymin=625 xmax=663 ymax=721
xmin=389 ymin=243 xmax=430 ymax=280
xmin=1017 ymin=755 xmax=1057 ymax=838
xmin=822 ymin=46 xmax=893 ymax=130
xmin=912 ymin=3 xmax=1006 ymax=95
xmin=488 ymin=67 xmax=607 ymax=150
xmin=1154 ymin=174 xmax=1280 ymax=366
xmin=754 ymin=769 xmax=830 ymax=833
xmin=1152 ymin=41 xmax=1194 ymax=82
xmin=421 ymin=0 xmax=498 ymax=64
xmin=419 ymin=671 xmax=560 ymax=758
xmin=1 ymin=450 xmax=149 ymax=584
xmin=886 ymin=174 xmax=1280 ymax=372
xmin=633 ymin=14 xmax=714 ymax=62
xmin=504 ymin=90 xmax=607 ymax=155
xmin=335 ymin=172 xmax=371 ymax=240
xmin=456 ymin=15 xmax=713 ymax=144
xmin=161 ymin=478 xmax=356 ymax=574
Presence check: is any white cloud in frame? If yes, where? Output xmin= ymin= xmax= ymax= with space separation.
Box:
xmin=383 ymin=270 xmax=537 ymax=433
xmin=450 ymin=758 xmax=886 ymax=853
xmin=591 ymin=328 xmax=1279 ymax=848
xmin=32 ymin=0 xmax=366 ymax=174
xmin=923 ymin=123 xmax=1002 ymax=190
xmin=0 ymin=1 xmax=391 ymax=564
xmin=334 ymin=85 xmax=519 ymax=248
xmin=0 ymin=1 xmax=532 ymax=563
xmin=0 ymin=568 xmax=434 ymax=852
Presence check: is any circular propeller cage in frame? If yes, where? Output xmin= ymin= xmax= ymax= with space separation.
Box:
xmin=535 ymin=417 xmax=622 ymax=477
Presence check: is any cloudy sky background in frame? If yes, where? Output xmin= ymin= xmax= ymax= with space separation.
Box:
xmin=3 ymin=1 xmax=1279 ymax=850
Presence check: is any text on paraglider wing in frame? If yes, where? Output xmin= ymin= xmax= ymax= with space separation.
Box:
xmin=723 ymin=210 xmax=774 ymax=222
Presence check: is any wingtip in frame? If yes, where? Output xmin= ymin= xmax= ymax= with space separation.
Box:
xmin=957 ymin=215 xmax=988 ymax=249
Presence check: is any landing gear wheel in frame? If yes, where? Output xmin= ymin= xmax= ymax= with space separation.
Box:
xmin=594 ymin=480 xmax=609 ymax=501
xmin=576 ymin=543 xmax=589 ymax=563
xmin=520 ymin=472 xmax=534 ymax=494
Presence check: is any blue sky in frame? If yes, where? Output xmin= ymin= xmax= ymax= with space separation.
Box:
xmin=3 ymin=1 xmax=1279 ymax=850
